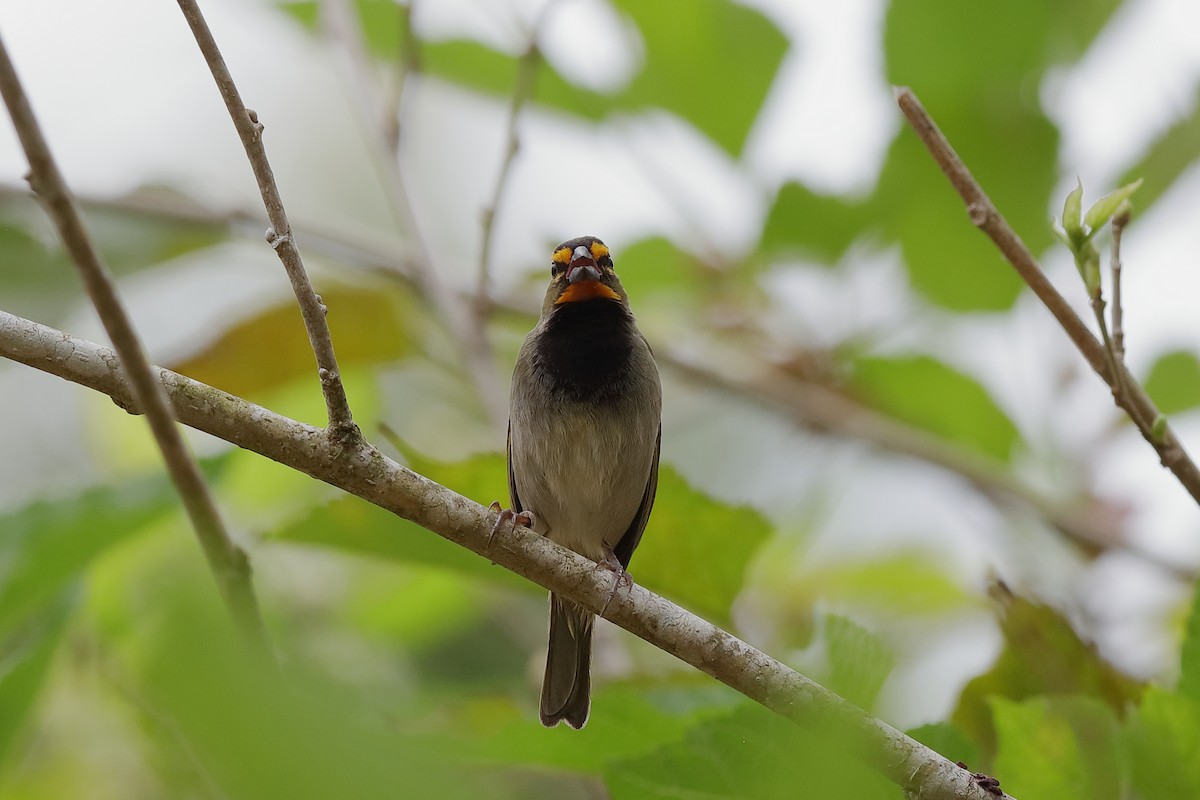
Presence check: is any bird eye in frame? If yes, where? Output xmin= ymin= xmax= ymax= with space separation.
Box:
xmin=550 ymin=263 xmax=561 ymax=276
xmin=598 ymin=256 xmax=613 ymax=269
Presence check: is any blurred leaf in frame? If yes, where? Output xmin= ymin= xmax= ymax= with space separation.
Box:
xmin=1120 ymin=87 xmax=1200 ymax=214
xmin=760 ymin=182 xmax=875 ymax=261
xmin=632 ymin=467 xmax=770 ymax=625
xmin=953 ymin=583 xmax=1143 ymax=758
xmin=1180 ymin=586 xmax=1200 ymax=705
xmin=1125 ymin=688 xmax=1200 ymax=799
xmin=440 ymin=683 xmax=727 ymax=774
xmin=270 ymin=492 xmax=529 ymax=590
xmin=170 ymin=283 xmax=413 ymax=401
xmin=906 ymin=721 xmax=979 ymax=768
xmin=280 ymin=0 xmax=786 ymax=155
xmin=615 ymin=237 xmax=699 ymax=301
xmin=822 ymin=615 xmax=895 ymax=711
xmin=0 ymin=194 xmax=226 ymax=321
xmin=881 ymin=0 xmax=1058 ymax=310
xmin=0 ymin=478 xmax=174 ymax=636
xmin=139 ymin=582 xmax=503 ymax=800
xmin=0 ymin=590 xmax=74 ymax=777
xmin=1144 ymin=350 xmax=1200 ymax=415
xmin=991 ymin=697 xmax=1089 ymax=800
xmin=605 ymin=703 xmax=894 ymax=800
xmin=849 ymin=354 xmax=1019 ymax=461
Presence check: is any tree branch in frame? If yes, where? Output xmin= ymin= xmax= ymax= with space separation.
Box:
xmin=0 ymin=308 xmax=1012 ymax=800
xmin=175 ymin=0 xmax=356 ymax=437
xmin=0 ymin=36 xmax=269 ymax=650
xmin=895 ymin=86 xmax=1200 ymax=508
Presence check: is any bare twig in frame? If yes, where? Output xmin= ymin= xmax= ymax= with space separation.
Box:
xmin=175 ymin=0 xmax=356 ymax=438
xmin=1111 ymin=206 xmax=1129 ymax=364
xmin=476 ymin=34 xmax=541 ymax=316
xmin=0 ymin=309 xmax=1013 ymax=800
xmin=0 ymin=35 xmax=269 ymax=649
xmin=896 ymin=86 xmax=1200 ymax=508
xmin=383 ymin=0 xmax=420 ymax=155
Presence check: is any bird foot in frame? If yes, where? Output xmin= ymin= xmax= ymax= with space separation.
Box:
xmin=487 ymin=502 xmax=535 ymax=555
xmin=597 ymin=543 xmax=633 ymax=617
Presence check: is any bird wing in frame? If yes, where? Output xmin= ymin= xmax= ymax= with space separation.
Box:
xmin=612 ymin=424 xmax=661 ymax=569
xmin=506 ymin=420 xmax=525 ymax=514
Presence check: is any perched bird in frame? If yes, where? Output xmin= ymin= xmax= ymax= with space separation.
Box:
xmin=496 ymin=236 xmax=662 ymax=729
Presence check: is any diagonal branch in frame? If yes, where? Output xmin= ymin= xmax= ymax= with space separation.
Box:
xmin=896 ymin=86 xmax=1200 ymax=508
xmin=0 ymin=35 xmax=269 ymax=650
xmin=0 ymin=308 xmax=1013 ymax=800
xmin=175 ymin=0 xmax=356 ymax=438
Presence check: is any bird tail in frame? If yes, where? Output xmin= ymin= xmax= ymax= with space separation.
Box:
xmin=540 ymin=593 xmax=593 ymax=728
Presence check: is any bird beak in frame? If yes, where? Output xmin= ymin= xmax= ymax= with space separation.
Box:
xmin=567 ymin=245 xmax=600 ymax=283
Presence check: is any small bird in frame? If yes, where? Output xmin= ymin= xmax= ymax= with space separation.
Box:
xmin=496 ymin=235 xmax=662 ymax=729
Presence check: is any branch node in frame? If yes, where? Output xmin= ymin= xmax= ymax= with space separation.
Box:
xmin=966 ymin=201 xmax=990 ymax=227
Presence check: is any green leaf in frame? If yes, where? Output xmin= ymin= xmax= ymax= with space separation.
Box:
xmin=760 ymin=183 xmax=876 ymax=261
xmin=138 ymin=583 xmax=502 ymax=800
xmin=881 ymin=0 xmax=1059 ymax=310
xmin=170 ymin=283 xmax=414 ymax=403
xmin=0 ymin=590 xmax=74 ymax=777
xmin=614 ymin=237 xmax=699 ymax=301
xmin=1181 ymin=586 xmax=1200 ymax=705
xmin=631 ymin=468 xmax=770 ymax=625
xmin=271 ymin=492 xmax=529 ymax=590
xmin=1083 ymin=178 xmax=1143 ymax=232
xmin=1145 ymin=350 xmax=1200 ymax=415
xmin=280 ymin=0 xmax=786 ymax=155
xmin=952 ymin=584 xmax=1143 ymax=758
xmin=0 ymin=478 xmax=175 ymax=636
xmin=992 ymin=697 xmax=1114 ymax=800
xmin=1062 ymin=178 xmax=1084 ymax=241
xmin=822 ymin=615 xmax=895 ymax=711
xmin=605 ymin=703 xmax=894 ymax=800
xmin=1126 ymin=688 xmax=1200 ymax=799
xmin=849 ymin=354 xmax=1019 ymax=462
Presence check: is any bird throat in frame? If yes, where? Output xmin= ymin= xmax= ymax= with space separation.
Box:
xmin=536 ymin=299 xmax=636 ymax=402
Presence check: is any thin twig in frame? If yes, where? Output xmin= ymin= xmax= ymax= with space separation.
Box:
xmin=476 ymin=33 xmax=541 ymax=318
xmin=175 ymin=0 xmax=357 ymax=438
xmin=896 ymin=86 xmax=1200 ymax=508
xmin=1111 ymin=207 xmax=1129 ymax=364
xmin=1089 ymin=291 xmax=1139 ymax=432
xmin=0 ymin=309 xmax=1013 ymax=800
xmin=383 ymin=0 xmax=420 ymax=156
xmin=0 ymin=35 xmax=270 ymax=650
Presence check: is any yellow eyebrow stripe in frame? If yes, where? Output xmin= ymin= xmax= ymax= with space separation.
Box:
xmin=552 ymin=247 xmax=572 ymax=265
xmin=589 ymin=241 xmax=609 ymax=260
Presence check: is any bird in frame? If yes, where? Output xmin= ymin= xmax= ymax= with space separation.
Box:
xmin=494 ymin=235 xmax=662 ymax=729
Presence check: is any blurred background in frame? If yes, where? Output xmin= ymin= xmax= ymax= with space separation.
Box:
xmin=1 ymin=0 xmax=1199 ymax=797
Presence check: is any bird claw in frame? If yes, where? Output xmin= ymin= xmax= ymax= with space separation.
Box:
xmin=597 ymin=543 xmax=632 ymax=617
xmin=487 ymin=502 xmax=535 ymax=554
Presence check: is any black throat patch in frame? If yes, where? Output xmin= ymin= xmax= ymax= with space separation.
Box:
xmin=534 ymin=299 xmax=637 ymax=403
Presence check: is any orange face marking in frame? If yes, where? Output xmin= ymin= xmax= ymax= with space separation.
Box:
xmin=552 ymin=247 xmax=572 ymax=268
xmin=554 ymin=280 xmax=620 ymax=304
xmin=589 ymin=241 xmax=610 ymax=261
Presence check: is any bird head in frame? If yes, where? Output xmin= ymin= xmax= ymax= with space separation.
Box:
xmin=541 ymin=236 xmax=629 ymax=318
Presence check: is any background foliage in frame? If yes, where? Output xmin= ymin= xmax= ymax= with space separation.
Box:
xmin=1 ymin=0 xmax=1200 ymax=797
